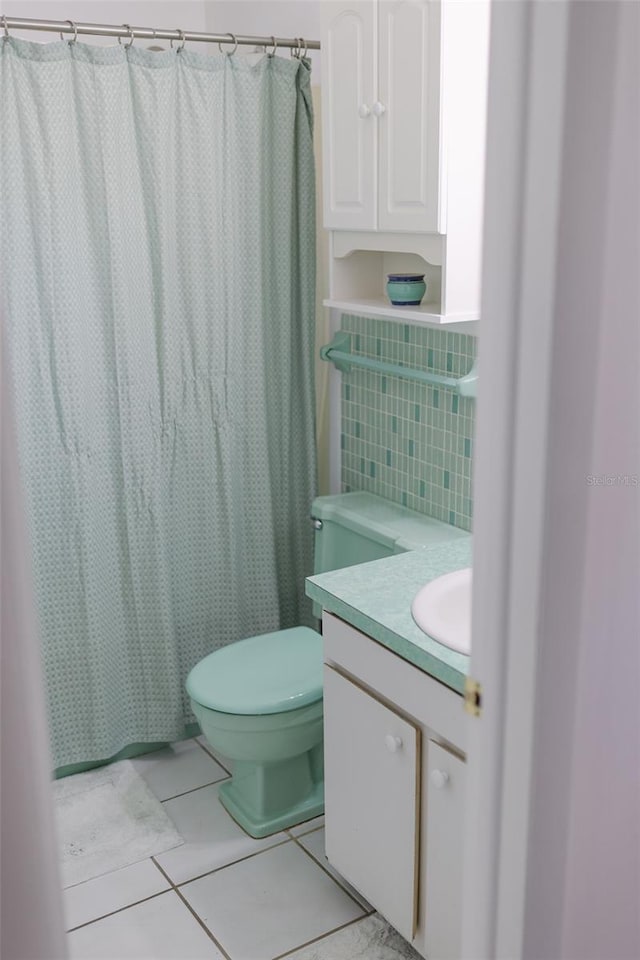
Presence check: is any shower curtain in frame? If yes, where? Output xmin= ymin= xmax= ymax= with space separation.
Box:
xmin=0 ymin=37 xmax=317 ymax=770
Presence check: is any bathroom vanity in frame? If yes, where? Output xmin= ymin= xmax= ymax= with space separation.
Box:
xmin=306 ymin=540 xmax=471 ymax=960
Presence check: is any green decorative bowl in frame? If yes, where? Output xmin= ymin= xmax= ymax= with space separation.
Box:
xmin=386 ymin=273 xmax=427 ymax=306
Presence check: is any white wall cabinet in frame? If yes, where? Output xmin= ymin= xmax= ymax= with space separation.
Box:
xmin=321 ymin=1 xmax=377 ymax=231
xmin=322 ymin=612 xmax=467 ymax=959
xmin=377 ymin=0 xmax=442 ymax=233
xmin=320 ymin=0 xmax=490 ymax=326
xmin=322 ymin=0 xmax=441 ymax=234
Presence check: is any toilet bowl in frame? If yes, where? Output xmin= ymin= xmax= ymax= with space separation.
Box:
xmin=186 ymin=626 xmax=324 ymax=838
xmin=187 ymin=492 xmax=470 ymax=839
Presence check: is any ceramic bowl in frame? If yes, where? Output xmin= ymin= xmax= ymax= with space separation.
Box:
xmin=386 ymin=273 xmax=427 ymax=306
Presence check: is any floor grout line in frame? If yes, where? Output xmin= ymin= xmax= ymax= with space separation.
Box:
xmin=159 ymin=775 xmax=229 ymax=805
xmin=174 ymin=886 xmax=234 ymax=960
xmin=152 ymin=858 xmax=233 ymax=960
xmin=65 ymin=885 xmax=171 ymax=933
xmin=150 ymin=856 xmax=173 ymax=885
xmin=193 ymin=736 xmax=232 ymax=775
xmin=272 ymin=913 xmax=373 ymax=960
xmin=163 ymin=839 xmax=370 ymax=960
xmin=64 ymin=849 xmax=377 ymax=952
xmin=286 ymin=823 xmax=325 ymax=840
xmin=291 ymin=836 xmax=371 ymax=916
xmin=174 ymin=834 xmax=295 ymax=889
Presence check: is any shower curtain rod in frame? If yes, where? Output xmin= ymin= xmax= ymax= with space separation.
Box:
xmin=1 ymin=16 xmax=320 ymax=51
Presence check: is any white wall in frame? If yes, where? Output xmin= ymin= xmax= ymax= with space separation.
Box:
xmin=204 ymin=0 xmax=321 ymax=78
xmin=0 ymin=1 xmax=209 ymax=44
xmin=2 ymin=0 xmax=321 ymax=75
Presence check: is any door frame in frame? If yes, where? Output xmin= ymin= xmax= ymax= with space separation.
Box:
xmin=460 ymin=3 xmax=571 ymax=957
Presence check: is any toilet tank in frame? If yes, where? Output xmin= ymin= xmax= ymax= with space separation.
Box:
xmin=311 ymin=492 xmax=468 ymax=577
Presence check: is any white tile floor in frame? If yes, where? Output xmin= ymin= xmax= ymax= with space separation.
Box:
xmin=64 ymin=737 xmax=421 ymax=960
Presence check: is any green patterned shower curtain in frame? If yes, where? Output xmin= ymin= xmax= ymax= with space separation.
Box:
xmin=0 ymin=38 xmax=316 ymax=769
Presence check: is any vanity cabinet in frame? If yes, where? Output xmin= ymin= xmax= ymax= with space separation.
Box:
xmin=323 ymin=665 xmax=420 ymax=941
xmin=322 ymin=611 xmax=467 ymax=959
xmin=425 ymin=740 xmax=467 ymax=959
xmin=320 ymin=0 xmax=490 ymax=325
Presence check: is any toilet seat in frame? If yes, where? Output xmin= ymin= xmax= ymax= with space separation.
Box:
xmin=186 ymin=626 xmax=322 ymax=716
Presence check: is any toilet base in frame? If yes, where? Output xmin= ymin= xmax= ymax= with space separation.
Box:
xmin=219 ymin=778 xmax=324 ymax=838
xmin=218 ymin=747 xmax=324 ymax=838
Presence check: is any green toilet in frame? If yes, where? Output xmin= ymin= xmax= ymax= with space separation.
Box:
xmin=186 ymin=492 xmax=466 ymax=838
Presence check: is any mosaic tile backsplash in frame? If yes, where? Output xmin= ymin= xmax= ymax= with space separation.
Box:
xmin=340 ymin=314 xmax=477 ymax=531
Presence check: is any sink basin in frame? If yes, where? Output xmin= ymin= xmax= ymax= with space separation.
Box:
xmin=411 ymin=567 xmax=472 ymax=655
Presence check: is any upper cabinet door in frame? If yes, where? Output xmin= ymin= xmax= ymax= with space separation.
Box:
xmin=321 ymin=2 xmax=377 ymax=230
xmin=377 ymin=0 xmax=442 ymax=233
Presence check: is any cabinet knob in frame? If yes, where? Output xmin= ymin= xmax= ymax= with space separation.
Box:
xmin=430 ymin=769 xmax=450 ymax=789
xmin=372 ymin=101 xmax=387 ymax=117
xmin=358 ymin=103 xmax=371 ymax=118
xmin=385 ymin=734 xmax=403 ymax=753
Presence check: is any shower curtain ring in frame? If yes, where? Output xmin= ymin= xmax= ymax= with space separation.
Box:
xmin=299 ymin=37 xmax=308 ymax=60
xmin=60 ymin=20 xmax=78 ymax=43
xmin=118 ymin=24 xmax=135 ymax=49
xmin=268 ymin=35 xmax=278 ymax=57
xmin=170 ymin=29 xmax=186 ymax=52
xmin=218 ymin=33 xmax=237 ymax=55
xmin=2 ymin=16 xmax=10 ymax=41
xmin=290 ymin=37 xmax=300 ymax=58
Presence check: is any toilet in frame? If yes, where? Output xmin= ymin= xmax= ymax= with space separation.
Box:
xmin=186 ymin=492 xmax=467 ymax=838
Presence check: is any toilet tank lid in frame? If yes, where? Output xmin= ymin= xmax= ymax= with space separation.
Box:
xmin=186 ymin=627 xmax=323 ymax=716
xmin=311 ymin=493 xmax=468 ymax=552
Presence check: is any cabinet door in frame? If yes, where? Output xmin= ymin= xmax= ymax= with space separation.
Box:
xmin=377 ymin=0 xmax=441 ymax=232
xmin=425 ymin=740 xmax=466 ymax=959
xmin=323 ymin=665 xmax=420 ymax=941
xmin=321 ymin=1 xmax=377 ymax=230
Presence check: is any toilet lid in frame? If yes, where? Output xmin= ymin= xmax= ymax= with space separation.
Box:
xmin=186 ymin=626 xmax=323 ymax=716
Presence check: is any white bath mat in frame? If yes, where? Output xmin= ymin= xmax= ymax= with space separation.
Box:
xmin=53 ymin=759 xmax=183 ymax=888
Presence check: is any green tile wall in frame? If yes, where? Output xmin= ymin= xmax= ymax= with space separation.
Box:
xmin=340 ymin=314 xmax=476 ymax=531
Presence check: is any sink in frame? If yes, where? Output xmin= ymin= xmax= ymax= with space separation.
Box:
xmin=411 ymin=567 xmax=472 ymax=655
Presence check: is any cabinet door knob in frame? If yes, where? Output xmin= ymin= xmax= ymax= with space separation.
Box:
xmin=372 ymin=101 xmax=387 ymax=117
xmin=358 ymin=103 xmax=371 ymax=118
xmin=385 ymin=734 xmax=403 ymax=753
xmin=430 ymin=769 xmax=450 ymax=789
